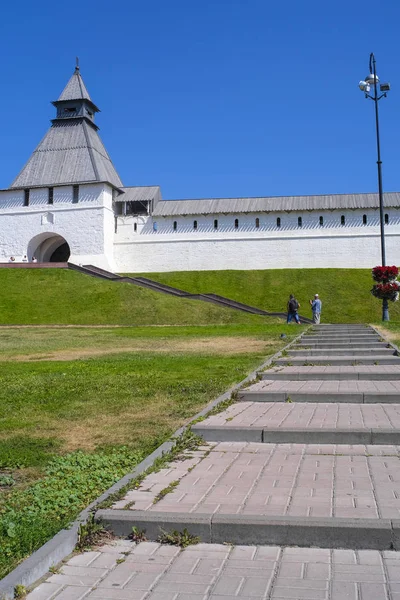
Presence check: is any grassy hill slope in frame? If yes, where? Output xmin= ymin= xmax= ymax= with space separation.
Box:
xmin=1 ymin=267 xmax=394 ymax=325
xmin=137 ymin=268 xmax=400 ymax=323
xmin=0 ymin=269 xmax=265 ymax=325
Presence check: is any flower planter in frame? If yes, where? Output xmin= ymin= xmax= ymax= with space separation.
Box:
xmin=371 ymin=266 xmax=400 ymax=302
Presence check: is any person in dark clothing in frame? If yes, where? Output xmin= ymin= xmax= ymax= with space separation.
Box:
xmin=287 ymin=294 xmax=301 ymax=324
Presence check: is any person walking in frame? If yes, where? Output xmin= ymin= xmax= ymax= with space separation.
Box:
xmin=287 ymin=294 xmax=301 ymax=325
xmin=309 ymin=294 xmax=322 ymax=324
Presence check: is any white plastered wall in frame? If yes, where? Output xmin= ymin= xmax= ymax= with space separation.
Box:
xmin=113 ymin=208 xmax=400 ymax=272
xmin=0 ymin=183 xmax=116 ymax=269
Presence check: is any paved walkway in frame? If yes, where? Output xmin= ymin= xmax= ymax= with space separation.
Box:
xmin=109 ymin=442 xmax=400 ymax=518
xmin=24 ymin=324 xmax=400 ymax=599
xmin=26 ymin=540 xmax=400 ymax=600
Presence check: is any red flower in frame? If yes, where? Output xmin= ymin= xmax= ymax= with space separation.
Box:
xmin=372 ymin=265 xmax=399 ymax=283
xmin=371 ymin=282 xmax=400 ymax=301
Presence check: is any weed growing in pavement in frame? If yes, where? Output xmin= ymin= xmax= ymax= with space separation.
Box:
xmin=130 ymin=526 xmax=147 ymax=543
xmin=263 ymin=361 xmax=277 ymax=370
xmin=153 ymin=480 xmax=180 ymax=504
xmin=76 ymin=514 xmax=110 ymax=551
xmin=14 ymin=585 xmax=27 ymax=599
xmin=157 ymin=528 xmax=200 ymax=548
xmin=285 ymin=396 xmax=293 ymax=403
xmin=48 ymin=565 xmax=60 ymax=575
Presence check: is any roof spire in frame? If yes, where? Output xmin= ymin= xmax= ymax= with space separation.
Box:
xmin=75 ymin=56 xmax=79 ymax=71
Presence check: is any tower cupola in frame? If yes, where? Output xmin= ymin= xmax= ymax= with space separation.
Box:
xmin=10 ymin=61 xmax=123 ymax=190
xmin=52 ymin=62 xmax=100 ymax=128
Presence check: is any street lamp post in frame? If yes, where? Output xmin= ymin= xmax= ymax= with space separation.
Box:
xmin=359 ymin=53 xmax=390 ymax=321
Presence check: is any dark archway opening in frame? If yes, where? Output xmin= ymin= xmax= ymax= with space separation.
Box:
xmin=50 ymin=242 xmax=70 ymax=262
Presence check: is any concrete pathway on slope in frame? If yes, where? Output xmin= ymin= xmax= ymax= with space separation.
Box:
xmin=23 ymin=324 xmax=400 ymax=599
xmin=25 ymin=539 xmax=400 ymax=600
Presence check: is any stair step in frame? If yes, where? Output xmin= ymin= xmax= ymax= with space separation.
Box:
xmin=192 ymin=402 xmax=400 ymax=444
xmin=288 ymin=348 xmax=394 ymax=357
xmin=292 ymin=338 xmax=382 ymax=350
xmin=96 ymin=442 xmax=400 ymax=550
xmin=239 ymin=380 xmax=400 ymax=403
xmin=276 ymin=356 xmax=400 ymax=366
xmin=260 ymin=366 xmax=400 ymax=380
xmin=97 ymin=509 xmax=396 ymax=550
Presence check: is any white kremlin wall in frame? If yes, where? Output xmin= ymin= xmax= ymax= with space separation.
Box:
xmin=1 ymin=183 xmax=399 ymax=272
xmin=113 ymin=208 xmax=400 ymax=272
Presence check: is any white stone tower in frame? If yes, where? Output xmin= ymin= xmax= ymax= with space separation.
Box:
xmin=0 ymin=63 xmax=122 ymax=268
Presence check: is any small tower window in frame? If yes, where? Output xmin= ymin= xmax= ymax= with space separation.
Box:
xmin=24 ymin=189 xmax=30 ymax=207
xmin=363 ymin=214 xmax=367 ymax=225
xmin=319 ymin=215 xmax=323 ymax=226
xmin=214 ymin=219 xmax=218 ymax=229
xmin=72 ymin=185 xmax=79 ymax=203
xmin=277 ymin=217 xmax=281 ymax=228
xmin=64 ymin=107 xmax=77 ymax=113
xmin=341 ymin=215 xmax=345 ymax=226
xmin=173 ymin=221 xmax=177 ymax=231
xmin=234 ymin=218 xmax=239 ymax=229
xmin=298 ymin=216 xmax=302 ymax=228
xmin=193 ymin=220 xmax=198 ymax=230
xmin=385 ymin=213 xmax=389 ymax=224
xmin=48 ymin=187 xmax=54 ymax=205
xmin=255 ymin=218 xmax=260 ymax=229
xmin=134 ymin=223 xmax=137 ymax=232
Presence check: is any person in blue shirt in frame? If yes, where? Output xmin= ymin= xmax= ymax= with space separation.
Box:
xmin=309 ymin=294 xmax=322 ymax=324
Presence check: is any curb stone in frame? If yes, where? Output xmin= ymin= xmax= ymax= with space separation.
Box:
xmin=0 ymin=325 xmax=308 ymax=599
xmin=96 ymin=509 xmax=395 ymax=551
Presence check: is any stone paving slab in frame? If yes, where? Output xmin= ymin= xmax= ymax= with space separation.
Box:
xmin=303 ymin=331 xmax=383 ymax=341
xmin=289 ymin=348 xmax=393 ymax=357
xmin=25 ymin=540 xmax=400 ymax=600
xmin=275 ymin=356 xmax=400 ymax=366
xmin=296 ymin=341 xmax=385 ymax=348
xmin=195 ymin=402 xmax=400 ymax=430
xmin=260 ymin=366 xmax=400 ymax=381
xmin=192 ymin=403 xmax=400 ymax=444
xmin=104 ymin=442 xmax=400 ymax=520
xmin=239 ymin=380 xmax=400 ymax=403
xmin=308 ymin=325 xmax=375 ymax=330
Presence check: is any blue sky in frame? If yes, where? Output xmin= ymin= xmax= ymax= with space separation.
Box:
xmin=0 ymin=0 xmax=398 ymax=199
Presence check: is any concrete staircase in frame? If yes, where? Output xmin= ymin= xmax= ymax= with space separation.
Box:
xmin=98 ymin=324 xmax=400 ymax=552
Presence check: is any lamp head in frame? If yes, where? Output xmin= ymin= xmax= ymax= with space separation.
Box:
xmin=365 ymin=73 xmax=379 ymax=85
xmin=358 ymin=81 xmax=371 ymax=93
xmin=380 ymin=82 xmax=390 ymax=92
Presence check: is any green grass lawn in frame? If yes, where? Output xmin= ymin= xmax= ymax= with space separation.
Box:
xmin=1 ymin=266 xmax=398 ymax=325
xmin=0 ymin=324 xmax=296 ymax=578
xmin=138 ymin=268 xmax=400 ymax=324
xmin=0 ymin=269 xmax=267 ymax=326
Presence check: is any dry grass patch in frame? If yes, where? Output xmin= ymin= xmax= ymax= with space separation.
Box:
xmin=10 ymin=336 xmax=270 ymax=362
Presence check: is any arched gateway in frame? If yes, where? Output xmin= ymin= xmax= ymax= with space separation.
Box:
xmin=28 ymin=233 xmax=70 ymax=262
